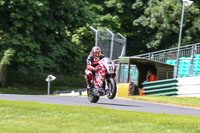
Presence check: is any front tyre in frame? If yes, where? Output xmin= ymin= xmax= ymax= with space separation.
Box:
xmin=87 ymin=89 xmax=99 ymax=103
xmin=106 ymin=78 xmax=117 ymax=99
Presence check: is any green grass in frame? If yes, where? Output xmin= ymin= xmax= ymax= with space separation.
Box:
xmin=0 ymin=100 xmax=200 ymax=133
xmin=126 ymin=96 xmax=200 ymax=108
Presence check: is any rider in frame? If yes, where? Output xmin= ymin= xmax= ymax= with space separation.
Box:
xmin=85 ymin=46 xmax=104 ymax=89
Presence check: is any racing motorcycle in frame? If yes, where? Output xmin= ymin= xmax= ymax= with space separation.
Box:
xmin=87 ymin=57 xmax=117 ymax=103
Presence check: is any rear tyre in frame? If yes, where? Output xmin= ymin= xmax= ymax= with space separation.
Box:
xmin=106 ymin=78 xmax=117 ymax=99
xmin=87 ymin=89 xmax=99 ymax=103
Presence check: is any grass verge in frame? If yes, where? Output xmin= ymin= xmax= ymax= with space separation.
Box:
xmin=124 ymin=96 xmax=200 ymax=108
xmin=0 ymin=83 xmax=79 ymax=95
xmin=0 ymin=100 xmax=200 ymax=133
xmin=0 ymin=86 xmax=46 ymax=95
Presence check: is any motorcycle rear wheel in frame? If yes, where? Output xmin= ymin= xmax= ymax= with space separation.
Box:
xmin=106 ymin=78 xmax=117 ymax=99
xmin=87 ymin=89 xmax=99 ymax=103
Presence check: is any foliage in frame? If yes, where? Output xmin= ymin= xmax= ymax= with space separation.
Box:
xmin=132 ymin=0 xmax=200 ymax=50
xmin=1 ymin=0 xmax=200 ymax=88
xmin=0 ymin=48 xmax=15 ymax=65
xmin=0 ymin=0 xmax=90 ymax=74
xmin=86 ymin=0 xmax=145 ymax=55
xmin=73 ymin=0 xmax=127 ymax=55
xmin=9 ymin=70 xmax=86 ymax=90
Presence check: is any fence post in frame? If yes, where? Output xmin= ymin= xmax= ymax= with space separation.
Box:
xmin=117 ymin=63 xmax=121 ymax=83
xmin=126 ymin=61 xmax=130 ymax=83
xmin=117 ymin=33 xmax=127 ymax=57
xmin=106 ymin=29 xmax=114 ymax=59
xmin=189 ymin=45 xmax=195 ymax=76
xmin=89 ymin=26 xmax=98 ymax=46
xmin=148 ymin=53 xmax=151 ymax=60
xmin=151 ymin=53 xmax=154 ymax=60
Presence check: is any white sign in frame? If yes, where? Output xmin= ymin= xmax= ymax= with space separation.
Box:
xmin=46 ymin=75 xmax=56 ymax=82
xmin=183 ymin=0 xmax=193 ymax=7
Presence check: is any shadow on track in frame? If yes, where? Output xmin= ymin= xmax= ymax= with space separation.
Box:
xmin=97 ymin=102 xmax=141 ymax=108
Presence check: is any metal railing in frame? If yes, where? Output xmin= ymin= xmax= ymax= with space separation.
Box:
xmin=134 ymin=42 xmax=200 ymax=78
xmin=134 ymin=43 xmax=200 ymax=63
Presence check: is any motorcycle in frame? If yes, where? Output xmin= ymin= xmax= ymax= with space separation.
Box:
xmin=87 ymin=57 xmax=117 ymax=103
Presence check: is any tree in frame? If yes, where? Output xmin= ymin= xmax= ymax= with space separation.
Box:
xmin=85 ymin=0 xmax=156 ymax=56
xmin=0 ymin=0 xmax=91 ymax=87
xmin=132 ymin=0 xmax=200 ymax=51
xmin=85 ymin=0 xmax=143 ymax=56
xmin=0 ymin=48 xmax=15 ymax=87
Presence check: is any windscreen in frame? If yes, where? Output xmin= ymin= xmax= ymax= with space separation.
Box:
xmin=101 ymin=57 xmax=112 ymax=65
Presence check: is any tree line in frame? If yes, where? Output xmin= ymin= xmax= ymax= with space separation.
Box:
xmin=0 ymin=0 xmax=200 ymax=87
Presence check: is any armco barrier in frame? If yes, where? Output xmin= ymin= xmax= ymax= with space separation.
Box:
xmin=142 ymin=77 xmax=200 ymax=97
xmin=142 ymin=79 xmax=178 ymax=96
xmin=176 ymin=77 xmax=200 ymax=97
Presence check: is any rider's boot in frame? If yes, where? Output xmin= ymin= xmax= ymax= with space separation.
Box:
xmin=86 ymin=81 xmax=91 ymax=89
xmin=86 ymin=80 xmax=92 ymax=89
xmin=85 ymin=74 xmax=91 ymax=89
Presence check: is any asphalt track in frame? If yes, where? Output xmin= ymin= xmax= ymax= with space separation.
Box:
xmin=0 ymin=94 xmax=200 ymax=117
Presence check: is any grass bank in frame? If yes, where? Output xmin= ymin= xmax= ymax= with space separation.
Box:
xmin=125 ymin=96 xmax=200 ymax=108
xmin=0 ymin=83 xmax=79 ymax=95
xmin=0 ymin=100 xmax=200 ymax=133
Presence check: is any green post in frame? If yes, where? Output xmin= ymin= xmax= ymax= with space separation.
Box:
xmin=126 ymin=60 xmax=130 ymax=83
xmin=117 ymin=63 xmax=121 ymax=83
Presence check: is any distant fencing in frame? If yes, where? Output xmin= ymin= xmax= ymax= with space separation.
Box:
xmin=134 ymin=43 xmax=200 ymax=63
xmin=89 ymin=26 xmax=126 ymax=60
xmin=134 ymin=43 xmax=200 ymax=78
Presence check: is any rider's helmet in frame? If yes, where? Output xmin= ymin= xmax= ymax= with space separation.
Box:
xmin=91 ymin=46 xmax=101 ymax=57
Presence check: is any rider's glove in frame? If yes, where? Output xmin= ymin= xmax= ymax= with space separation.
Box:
xmin=95 ymin=67 xmax=101 ymax=71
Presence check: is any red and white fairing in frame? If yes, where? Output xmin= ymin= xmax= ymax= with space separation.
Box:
xmin=93 ymin=57 xmax=116 ymax=88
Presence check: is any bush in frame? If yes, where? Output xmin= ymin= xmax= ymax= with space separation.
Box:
xmin=9 ymin=70 xmax=86 ymax=91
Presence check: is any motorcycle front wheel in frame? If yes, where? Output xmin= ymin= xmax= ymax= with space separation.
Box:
xmin=87 ymin=89 xmax=99 ymax=103
xmin=106 ymin=78 xmax=117 ymax=99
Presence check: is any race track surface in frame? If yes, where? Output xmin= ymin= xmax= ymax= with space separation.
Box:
xmin=0 ymin=94 xmax=200 ymax=117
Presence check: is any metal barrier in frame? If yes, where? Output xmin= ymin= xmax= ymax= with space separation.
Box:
xmin=142 ymin=77 xmax=200 ymax=96
xmin=134 ymin=43 xmax=200 ymax=63
xmin=134 ymin=43 xmax=200 ymax=78
xmin=142 ymin=79 xmax=178 ymax=96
